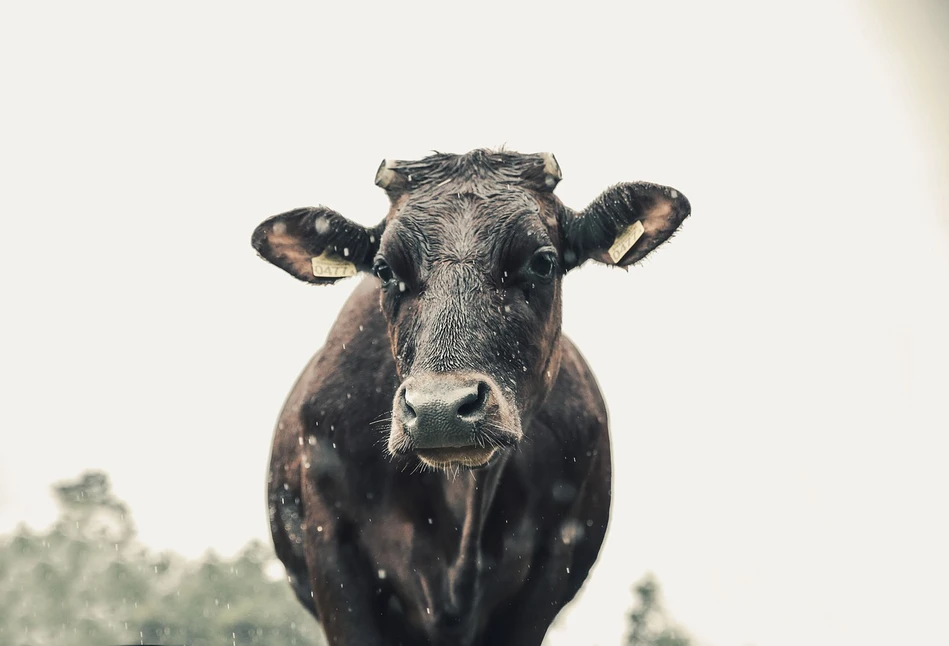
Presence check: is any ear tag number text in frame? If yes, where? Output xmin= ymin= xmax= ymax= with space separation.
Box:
xmin=608 ymin=220 xmax=646 ymax=263
xmin=311 ymin=251 xmax=357 ymax=278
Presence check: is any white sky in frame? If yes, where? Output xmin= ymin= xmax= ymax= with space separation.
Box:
xmin=2 ymin=2 xmax=947 ymax=645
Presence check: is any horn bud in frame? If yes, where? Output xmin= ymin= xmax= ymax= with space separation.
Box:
xmin=374 ymin=159 xmax=406 ymax=191
xmin=540 ymin=152 xmax=562 ymax=189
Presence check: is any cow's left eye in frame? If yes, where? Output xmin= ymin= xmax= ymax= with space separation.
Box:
xmin=529 ymin=251 xmax=557 ymax=280
xmin=373 ymin=260 xmax=395 ymax=285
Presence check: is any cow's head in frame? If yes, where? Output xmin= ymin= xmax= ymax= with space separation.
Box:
xmin=253 ymin=150 xmax=690 ymax=470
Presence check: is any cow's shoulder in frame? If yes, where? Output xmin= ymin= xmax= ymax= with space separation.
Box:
xmin=536 ymin=334 xmax=609 ymax=440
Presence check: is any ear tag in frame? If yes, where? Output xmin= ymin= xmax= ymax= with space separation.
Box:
xmin=608 ymin=220 xmax=646 ymax=263
xmin=310 ymin=251 xmax=357 ymax=279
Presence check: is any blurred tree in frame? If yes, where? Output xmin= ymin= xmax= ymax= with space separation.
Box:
xmin=626 ymin=574 xmax=693 ymax=646
xmin=0 ymin=471 xmax=325 ymax=646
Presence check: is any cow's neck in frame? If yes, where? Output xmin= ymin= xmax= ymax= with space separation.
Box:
xmin=438 ymin=456 xmax=507 ymax=609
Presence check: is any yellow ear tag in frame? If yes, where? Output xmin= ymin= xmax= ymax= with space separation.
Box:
xmin=607 ymin=220 xmax=646 ymax=263
xmin=310 ymin=251 xmax=357 ymax=279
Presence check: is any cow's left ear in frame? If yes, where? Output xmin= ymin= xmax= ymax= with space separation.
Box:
xmin=251 ymin=207 xmax=384 ymax=284
xmin=562 ymin=183 xmax=691 ymax=269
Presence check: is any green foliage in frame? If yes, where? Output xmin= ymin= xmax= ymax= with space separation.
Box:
xmin=0 ymin=471 xmax=325 ymax=646
xmin=626 ymin=574 xmax=693 ymax=646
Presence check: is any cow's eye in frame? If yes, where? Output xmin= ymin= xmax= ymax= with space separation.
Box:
xmin=529 ymin=251 xmax=557 ymax=280
xmin=373 ymin=260 xmax=394 ymax=285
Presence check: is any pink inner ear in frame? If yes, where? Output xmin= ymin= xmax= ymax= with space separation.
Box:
xmin=641 ymin=199 xmax=674 ymax=239
xmin=267 ymin=223 xmax=319 ymax=278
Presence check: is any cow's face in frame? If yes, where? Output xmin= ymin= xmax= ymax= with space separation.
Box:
xmin=252 ymin=150 xmax=690 ymax=470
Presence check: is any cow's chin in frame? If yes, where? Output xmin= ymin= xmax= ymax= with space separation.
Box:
xmin=415 ymin=447 xmax=498 ymax=470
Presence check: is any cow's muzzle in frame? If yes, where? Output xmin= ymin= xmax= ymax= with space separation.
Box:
xmin=388 ymin=372 xmax=520 ymax=469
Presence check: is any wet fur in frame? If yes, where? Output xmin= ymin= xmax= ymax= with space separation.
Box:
xmin=256 ymin=149 xmax=690 ymax=646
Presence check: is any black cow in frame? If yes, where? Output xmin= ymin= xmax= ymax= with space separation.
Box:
xmin=252 ymin=149 xmax=690 ymax=646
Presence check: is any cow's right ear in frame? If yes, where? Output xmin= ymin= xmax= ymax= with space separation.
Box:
xmin=251 ymin=207 xmax=384 ymax=284
xmin=561 ymin=183 xmax=690 ymax=270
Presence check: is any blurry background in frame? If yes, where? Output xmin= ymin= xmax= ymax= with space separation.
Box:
xmin=1 ymin=1 xmax=947 ymax=644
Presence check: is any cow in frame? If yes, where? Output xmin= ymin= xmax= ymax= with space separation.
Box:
xmin=251 ymin=149 xmax=690 ymax=646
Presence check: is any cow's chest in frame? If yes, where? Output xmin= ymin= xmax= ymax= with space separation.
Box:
xmin=354 ymin=476 xmax=539 ymax=643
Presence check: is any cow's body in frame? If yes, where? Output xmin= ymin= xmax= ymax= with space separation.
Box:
xmin=269 ymin=277 xmax=610 ymax=646
xmin=254 ymin=149 xmax=690 ymax=646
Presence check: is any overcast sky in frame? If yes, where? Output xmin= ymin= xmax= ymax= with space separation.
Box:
xmin=2 ymin=2 xmax=947 ymax=645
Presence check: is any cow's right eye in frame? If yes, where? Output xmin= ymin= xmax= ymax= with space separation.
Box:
xmin=373 ymin=260 xmax=394 ymax=285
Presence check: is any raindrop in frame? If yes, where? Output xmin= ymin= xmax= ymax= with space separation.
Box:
xmin=560 ymin=518 xmax=585 ymax=544
xmin=343 ymin=247 xmax=350 ymax=257
xmin=398 ymin=281 xmax=407 ymax=293
xmin=428 ymin=518 xmax=433 ymax=525
xmin=552 ymin=481 xmax=578 ymax=503
xmin=317 ymin=525 xmax=324 ymax=532
xmin=566 ymin=567 xmax=570 ymax=574
xmin=369 ymin=234 xmax=375 ymax=243
xmin=308 ymin=436 xmax=316 ymax=445
xmin=378 ymin=569 xmax=387 ymax=579
xmin=427 ymin=607 xmax=431 ymax=615
xmin=359 ymin=325 xmax=364 ymax=331
xmin=332 ymin=442 xmax=337 ymax=449
xmin=586 ymin=519 xmax=594 ymax=527
xmin=298 ymin=437 xmax=303 ymax=446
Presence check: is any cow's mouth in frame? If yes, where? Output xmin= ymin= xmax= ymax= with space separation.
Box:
xmin=415 ymin=446 xmax=497 ymax=469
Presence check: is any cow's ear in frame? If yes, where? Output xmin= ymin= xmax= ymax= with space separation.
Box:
xmin=252 ymin=207 xmax=384 ymax=284
xmin=562 ymin=183 xmax=690 ymax=270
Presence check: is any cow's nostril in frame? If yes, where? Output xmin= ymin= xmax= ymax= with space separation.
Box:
xmin=456 ymin=381 xmax=488 ymax=420
xmin=401 ymin=389 xmax=417 ymax=421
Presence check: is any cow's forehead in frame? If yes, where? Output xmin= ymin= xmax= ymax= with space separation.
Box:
xmin=387 ymin=190 xmax=553 ymax=251
xmin=399 ymin=189 xmax=539 ymax=219
xmin=377 ymin=192 xmax=557 ymax=280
